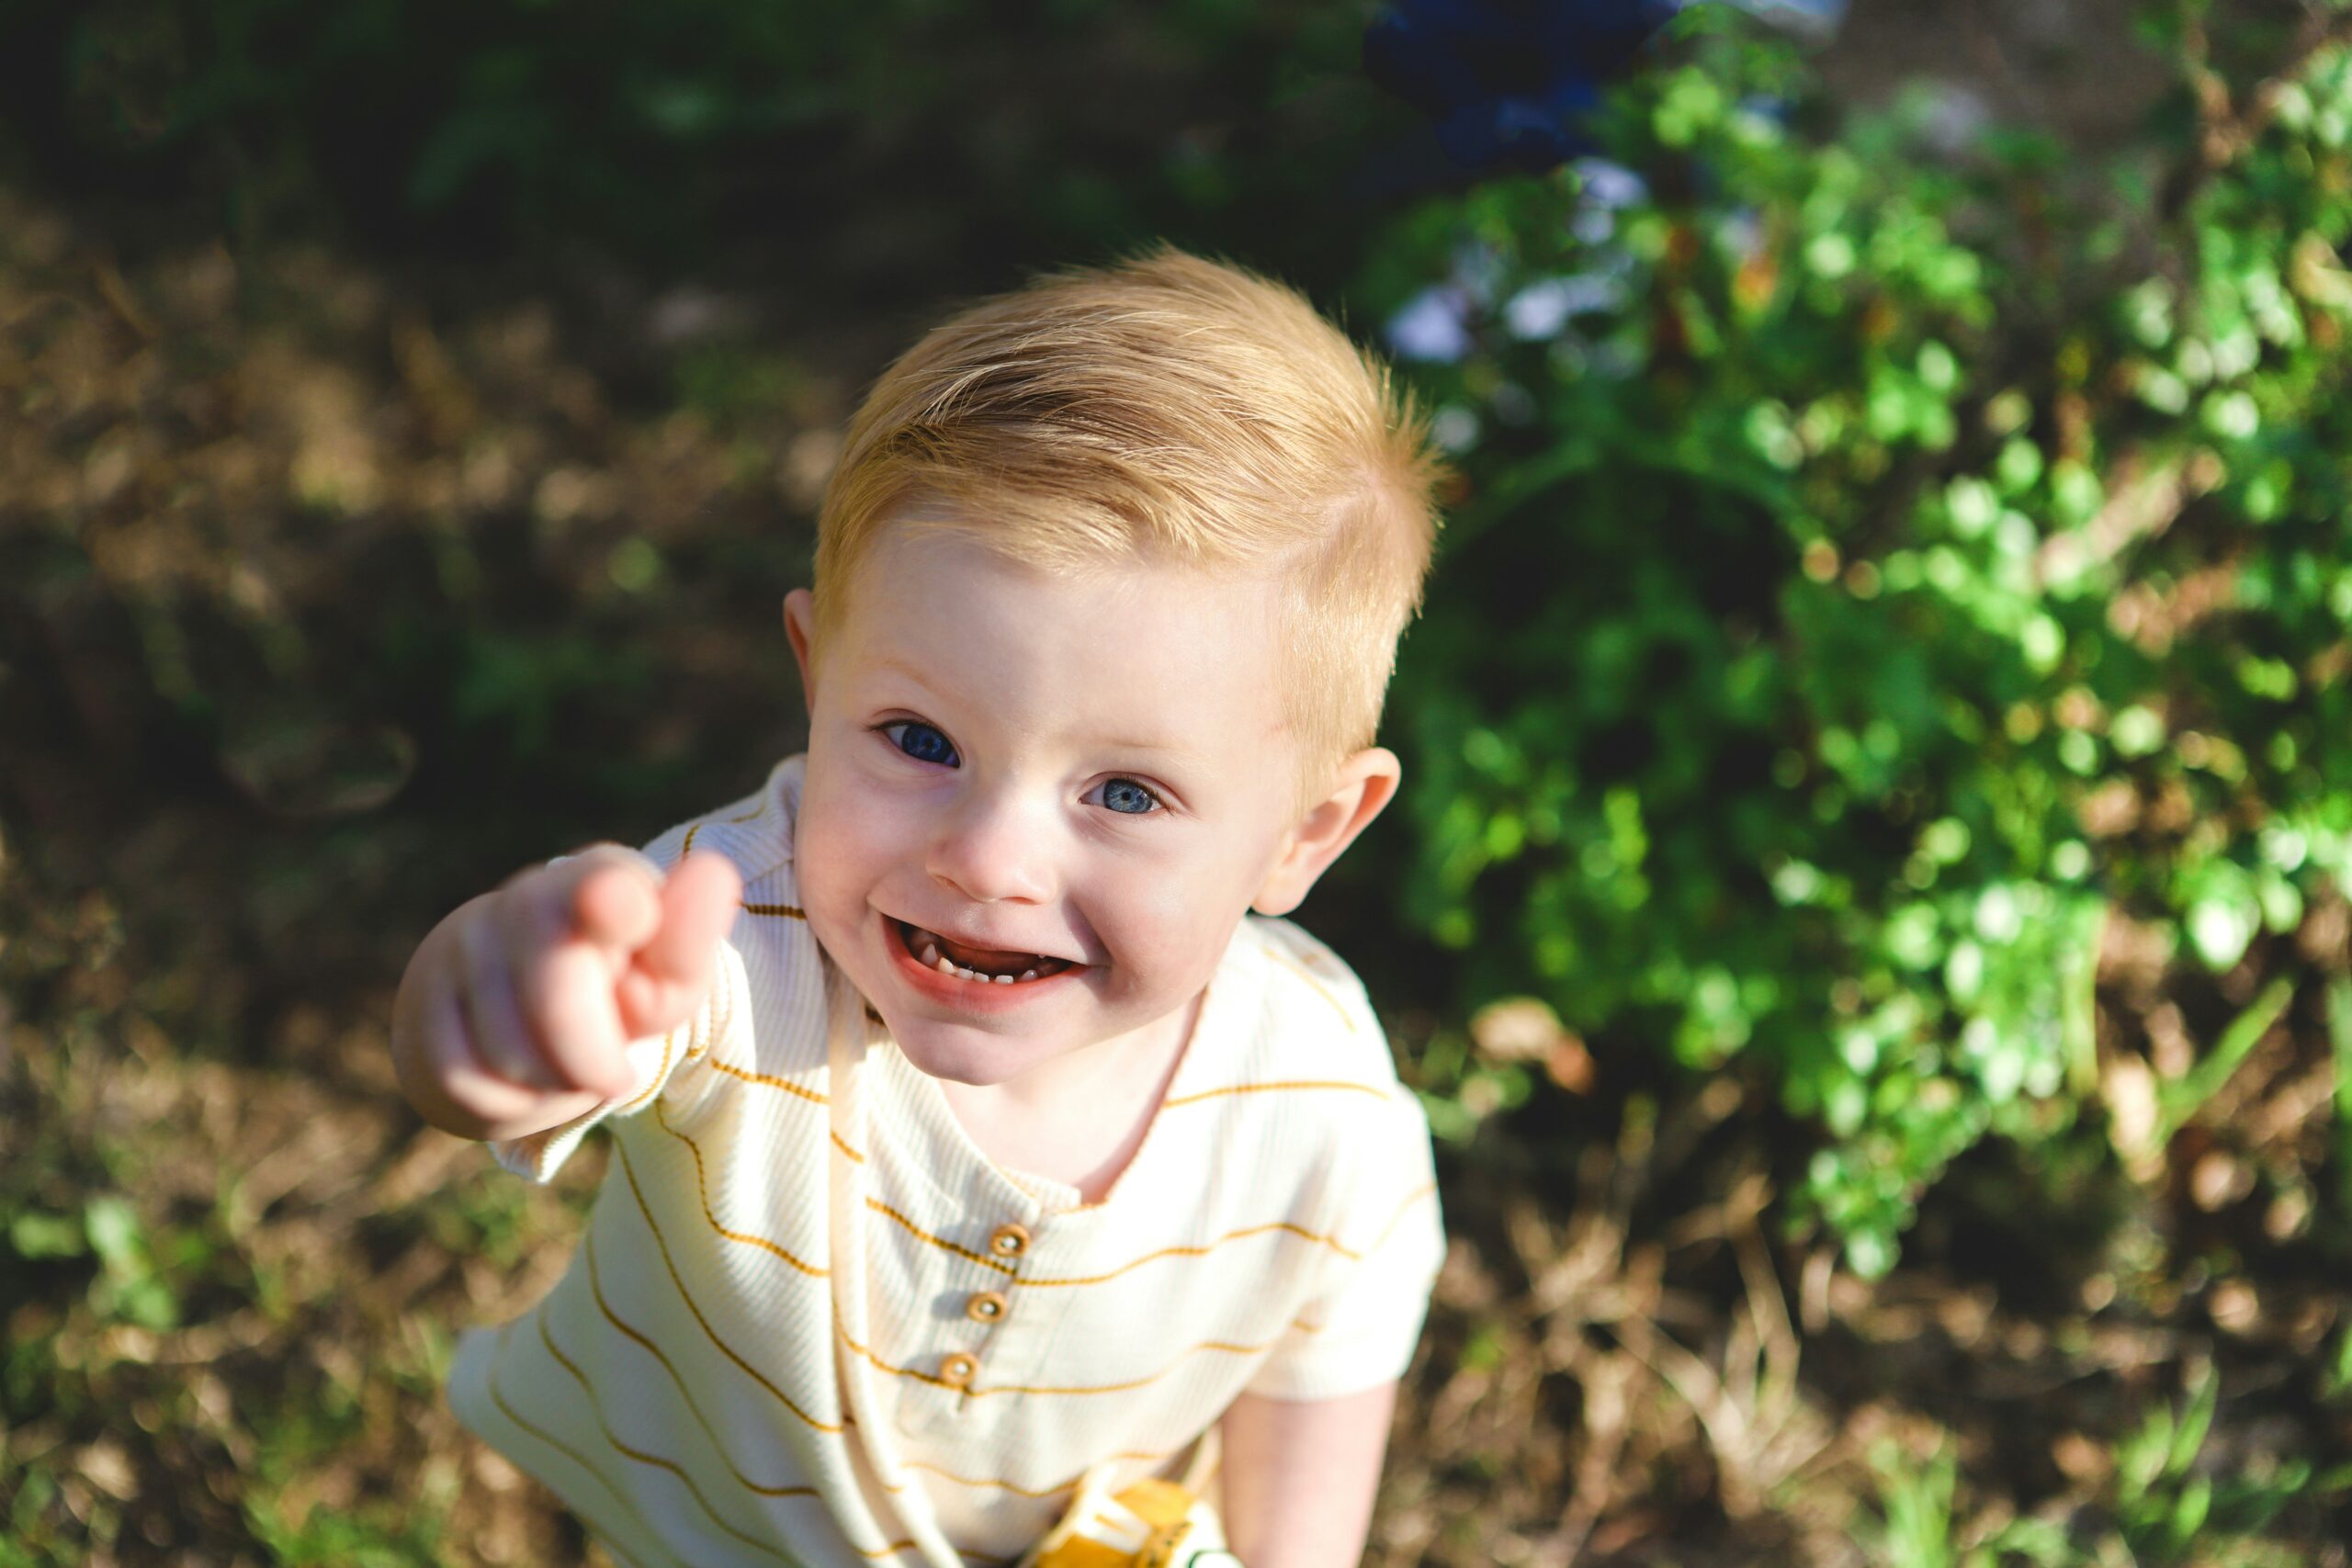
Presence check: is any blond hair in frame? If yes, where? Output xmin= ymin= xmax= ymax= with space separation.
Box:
xmin=811 ymin=244 xmax=1446 ymax=784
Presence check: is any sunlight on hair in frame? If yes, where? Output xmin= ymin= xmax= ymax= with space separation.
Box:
xmin=812 ymin=246 xmax=1449 ymax=795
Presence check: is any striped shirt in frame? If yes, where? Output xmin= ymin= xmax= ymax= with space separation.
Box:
xmin=447 ymin=755 xmax=1446 ymax=1568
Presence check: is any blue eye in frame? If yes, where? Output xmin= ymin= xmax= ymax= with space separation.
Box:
xmin=882 ymin=721 xmax=959 ymax=767
xmin=1098 ymin=778 xmax=1161 ymax=816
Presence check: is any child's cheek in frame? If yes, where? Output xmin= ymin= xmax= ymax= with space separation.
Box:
xmin=794 ymin=777 xmax=882 ymax=928
xmin=1095 ymin=862 xmax=1236 ymax=986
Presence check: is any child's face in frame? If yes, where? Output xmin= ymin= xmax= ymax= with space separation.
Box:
xmin=786 ymin=528 xmax=1376 ymax=1089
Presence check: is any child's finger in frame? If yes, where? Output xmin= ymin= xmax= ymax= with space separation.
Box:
xmin=525 ymin=941 xmax=641 ymax=1098
xmin=558 ymin=849 xmax=665 ymax=959
xmin=614 ymin=852 xmax=741 ymax=1039
xmin=455 ymin=900 xmax=569 ymax=1091
xmin=419 ymin=964 xmax=600 ymax=1128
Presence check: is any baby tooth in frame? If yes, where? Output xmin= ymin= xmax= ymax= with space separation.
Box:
xmin=1018 ymin=969 xmax=1037 ymax=982
xmin=956 ymin=965 xmax=981 ymax=982
xmin=921 ymin=942 xmax=941 ymax=966
xmin=992 ymin=973 xmax=1013 ymax=985
xmin=935 ymin=954 xmax=956 ymax=976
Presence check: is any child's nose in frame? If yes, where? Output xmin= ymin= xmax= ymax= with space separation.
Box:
xmin=925 ymin=791 xmax=1055 ymax=906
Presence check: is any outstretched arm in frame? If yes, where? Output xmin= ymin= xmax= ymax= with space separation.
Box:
xmin=1217 ymin=1382 xmax=1399 ymax=1568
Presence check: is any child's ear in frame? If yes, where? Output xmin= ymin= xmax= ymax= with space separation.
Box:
xmin=783 ymin=589 xmax=819 ymax=714
xmin=1251 ymin=747 xmax=1402 ymax=918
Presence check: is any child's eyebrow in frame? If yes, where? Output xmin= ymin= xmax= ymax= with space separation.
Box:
xmin=868 ymin=655 xmax=945 ymax=696
xmin=1087 ymin=733 xmax=1196 ymax=760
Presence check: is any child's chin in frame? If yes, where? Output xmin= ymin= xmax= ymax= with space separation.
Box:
xmin=888 ymin=1025 xmax=1037 ymax=1088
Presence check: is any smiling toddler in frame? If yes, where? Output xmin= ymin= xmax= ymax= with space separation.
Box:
xmin=390 ymin=247 xmax=1449 ymax=1568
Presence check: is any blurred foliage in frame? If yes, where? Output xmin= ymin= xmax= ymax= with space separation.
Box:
xmin=0 ymin=0 xmax=1387 ymax=288
xmin=1856 ymin=1364 xmax=2352 ymax=1566
xmin=1364 ymin=2 xmax=2352 ymax=1276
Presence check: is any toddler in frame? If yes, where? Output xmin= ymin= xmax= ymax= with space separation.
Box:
xmin=390 ymin=247 xmax=1449 ymax=1568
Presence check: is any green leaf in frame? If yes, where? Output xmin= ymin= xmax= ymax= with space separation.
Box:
xmin=84 ymin=1195 xmax=143 ymax=1272
xmin=2168 ymin=1370 xmax=2218 ymax=1476
xmin=2186 ymin=871 xmax=2262 ymax=970
xmin=2162 ymin=977 xmax=2296 ymax=1137
xmin=2168 ymin=1472 xmax=2212 ymax=1545
xmin=1845 ymin=1227 xmax=1895 ymax=1280
xmin=7 ymin=1211 xmax=86 ymax=1259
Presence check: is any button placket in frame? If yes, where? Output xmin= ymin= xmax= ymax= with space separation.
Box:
xmin=940 ymin=1221 xmax=1032 ymax=1408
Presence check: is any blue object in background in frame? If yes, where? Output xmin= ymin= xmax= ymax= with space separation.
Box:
xmin=1363 ymin=0 xmax=1847 ymax=174
xmin=1363 ymin=0 xmax=1685 ymax=172
xmin=1723 ymin=0 xmax=1847 ymax=39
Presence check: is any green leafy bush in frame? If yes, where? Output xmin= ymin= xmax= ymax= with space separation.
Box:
xmin=1370 ymin=6 xmax=2352 ymax=1272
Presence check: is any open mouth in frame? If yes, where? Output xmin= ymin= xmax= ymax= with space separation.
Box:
xmin=893 ymin=920 xmax=1076 ymax=986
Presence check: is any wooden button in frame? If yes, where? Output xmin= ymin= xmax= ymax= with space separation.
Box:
xmin=988 ymin=1223 xmax=1031 ymax=1259
xmin=939 ymin=1351 xmax=978 ymax=1389
xmin=966 ymin=1291 xmax=1009 ymax=1324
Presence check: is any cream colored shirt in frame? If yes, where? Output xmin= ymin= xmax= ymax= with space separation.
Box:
xmin=447 ymin=755 xmax=1446 ymax=1568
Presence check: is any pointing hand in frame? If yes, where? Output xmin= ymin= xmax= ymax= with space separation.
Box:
xmin=390 ymin=846 xmax=744 ymax=1142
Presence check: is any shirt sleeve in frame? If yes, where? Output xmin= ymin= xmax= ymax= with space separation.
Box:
xmin=1244 ymin=1089 xmax=1447 ymax=1403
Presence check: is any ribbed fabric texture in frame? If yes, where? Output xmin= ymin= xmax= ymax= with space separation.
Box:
xmin=447 ymin=755 xmax=1446 ymax=1568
